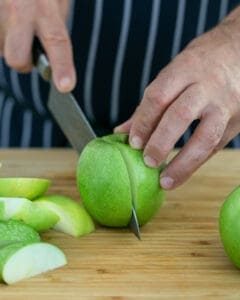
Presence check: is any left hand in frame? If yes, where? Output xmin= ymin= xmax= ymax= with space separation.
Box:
xmin=115 ymin=7 xmax=240 ymax=190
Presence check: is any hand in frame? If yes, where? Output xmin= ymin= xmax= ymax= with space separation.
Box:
xmin=115 ymin=7 xmax=240 ymax=190
xmin=0 ymin=0 xmax=76 ymax=92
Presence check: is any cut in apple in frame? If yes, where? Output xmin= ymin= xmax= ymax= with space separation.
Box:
xmin=0 ymin=178 xmax=51 ymax=200
xmin=0 ymin=220 xmax=40 ymax=244
xmin=0 ymin=198 xmax=59 ymax=232
xmin=0 ymin=242 xmax=67 ymax=284
xmin=36 ymin=195 xmax=95 ymax=237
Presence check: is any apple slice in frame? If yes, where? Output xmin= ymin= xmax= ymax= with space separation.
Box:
xmin=0 ymin=202 xmax=4 ymax=220
xmin=0 ymin=197 xmax=30 ymax=220
xmin=0 ymin=242 xmax=67 ymax=284
xmin=0 ymin=178 xmax=51 ymax=200
xmin=12 ymin=202 xmax=59 ymax=232
xmin=0 ymin=220 xmax=40 ymax=244
xmin=0 ymin=198 xmax=59 ymax=232
xmin=35 ymin=195 xmax=95 ymax=237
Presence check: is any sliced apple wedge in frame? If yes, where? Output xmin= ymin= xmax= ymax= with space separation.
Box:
xmin=0 ymin=202 xmax=4 ymax=220
xmin=0 ymin=197 xmax=30 ymax=220
xmin=0 ymin=242 xmax=67 ymax=284
xmin=13 ymin=202 xmax=59 ymax=232
xmin=0 ymin=178 xmax=51 ymax=200
xmin=35 ymin=195 xmax=95 ymax=237
xmin=0 ymin=198 xmax=59 ymax=232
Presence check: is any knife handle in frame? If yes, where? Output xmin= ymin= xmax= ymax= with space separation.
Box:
xmin=32 ymin=37 xmax=51 ymax=81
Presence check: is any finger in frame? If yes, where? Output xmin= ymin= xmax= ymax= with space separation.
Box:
xmin=4 ymin=21 xmax=33 ymax=72
xmin=129 ymin=53 xmax=197 ymax=149
xmin=114 ymin=118 xmax=133 ymax=133
xmin=212 ymin=121 xmax=240 ymax=153
xmin=4 ymin=5 xmax=33 ymax=72
xmin=160 ymin=113 xmax=228 ymax=189
xmin=37 ymin=13 xmax=76 ymax=92
xmin=0 ymin=1 xmax=9 ymax=33
xmin=0 ymin=35 xmax=3 ymax=56
xmin=143 ymin=84 xmax=207 ymax=167
xmin=58 ymin=0 xmax=71 ymax=20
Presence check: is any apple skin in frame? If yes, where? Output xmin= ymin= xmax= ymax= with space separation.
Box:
xmin=219 ymin=186 xmax=240 ymax=268
xmin=12 ymin=202 xmax=59 ymax=232
xmin=0 ymin=220 xmax=40 ymax=245
xmin=35 ymin=195 xmax=95 ymax=237
xmin=0 ymin=198 xmax=59 ymax=232
xmin=77 ymin=133 xmax=165 ymax=227
xmin=0 ymin=178 xmax=51 ymax=200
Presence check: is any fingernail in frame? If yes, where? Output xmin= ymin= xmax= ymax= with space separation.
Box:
xmin=59 ymin=77 xmax=73 ymax=92
xmin=144 ymin=155 xmax=157 ymax=168
xmin=160 ymin=176 xmax=174 ymax=189
xmin=130 ymin=136 xmax=143 ymax=149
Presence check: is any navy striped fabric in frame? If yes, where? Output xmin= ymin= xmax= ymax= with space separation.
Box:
xmin=0 ymin=0 xmax=240 ymax=147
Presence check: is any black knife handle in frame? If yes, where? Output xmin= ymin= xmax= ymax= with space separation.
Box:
xmin=32 ymin=37 xmax=51 ymax=81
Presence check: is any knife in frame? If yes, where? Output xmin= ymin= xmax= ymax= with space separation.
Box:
xmin=33 ymin=38 xmax=141 ymax=239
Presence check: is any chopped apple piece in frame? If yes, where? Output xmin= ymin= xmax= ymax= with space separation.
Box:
xmin=0 ymin=220 xmax=40 ymax=243
xmin=36 ymin=195 xmax=95 ymax=237
xmin=0 ymin=198 xmax=59 ymax=232
xmin=0 ymin=242 xmax=67 ymax=284
xmin=0 ymin=178 xmax=51 ymax=200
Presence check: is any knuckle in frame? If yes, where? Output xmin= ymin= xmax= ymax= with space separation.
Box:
xmin=133 ymin=117 xmax=152 ymax=136
xmin=144 ymin=86 xmax=168 ymax=108
xmin=146 ymin=141 xmax=169 ymax=162
xmin=169 ymin=103 xmax=193 ymax=124
xmin=41 ymin=29 xmax=69 ymax=47
xmin=213 ymin=105 xmax=230 ymax=122
xmin=197 ymin=123 xmax=224 ymax=149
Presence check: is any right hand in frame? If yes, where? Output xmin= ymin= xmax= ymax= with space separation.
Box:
xmin=0 ymin=0 xmax=76 ymax=93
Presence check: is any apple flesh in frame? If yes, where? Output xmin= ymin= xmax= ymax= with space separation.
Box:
xmin=77 ymin=133 xmax=165 ymax=227
xmin=35 ymin=195 xmax=95 ymax=237
xmin=0 ymin=198 xmax=59 ymax=232
xmin=0 ymin=220 xmax=66 ymax=285
xmin=0 ymin=242 xmax=67 ymax=284
xmin=219 ymin=186 xmax=240 ymax=268
xmin=0 ymin=178 xmax=51 ymax=200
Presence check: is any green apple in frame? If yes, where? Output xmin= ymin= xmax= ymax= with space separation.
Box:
xmin=0 ymin=242 xmax=67 ymax=284
xmin=0 ymin=178 xmax=51 ymax=200
xmin=35 ymin=195 xmax=95 ymax=237
xmin=0 ymin=197 xmax=30 ymax=220
xmin=76 ymin=133 xmax=165 ymax=227
xmin=219 ymin=186 xmax=240 ymax=267
xmin=0 ymin=202 xmax=4 ymax=220
xmin=0 ymin=198 xmax=59 ymax=232
xmin=0 ymin=220 xmax=40 ymax=244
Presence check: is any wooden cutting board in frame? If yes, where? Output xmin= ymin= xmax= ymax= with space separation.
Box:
xmin=0 ymin=149 xmax=240 ymax=299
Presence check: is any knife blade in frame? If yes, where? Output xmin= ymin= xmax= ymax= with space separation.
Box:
xmin=48 ymin=84 xmax=96 ymax=153
xmin=129 ymin=208 xmax=141 ymax=240
xmin=33 ymin=38 xmax=141 ymax=239
xmin=33 ymin=41 xmax=96 ymax=153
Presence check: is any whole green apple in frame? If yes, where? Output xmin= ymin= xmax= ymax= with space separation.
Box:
xmin=76 ymin=133 xmax=165 ymax=227
xmin=219 ymin=186 xmax=240 ymax=268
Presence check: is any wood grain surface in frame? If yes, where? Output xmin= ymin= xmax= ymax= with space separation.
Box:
xmin=0 ymin=149 xmax=240 ymax=299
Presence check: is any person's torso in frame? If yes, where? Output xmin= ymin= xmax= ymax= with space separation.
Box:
xmin=0 ymin=0 xmax=239 ymax=147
